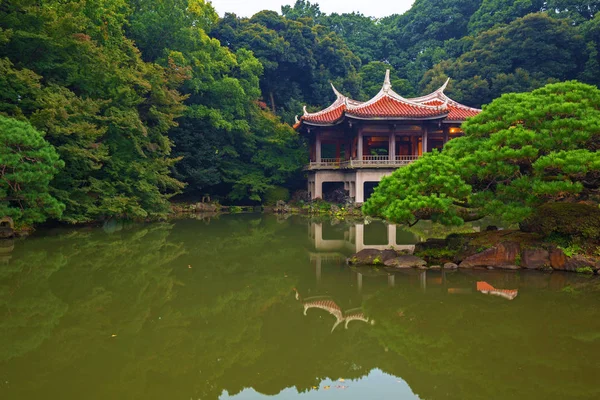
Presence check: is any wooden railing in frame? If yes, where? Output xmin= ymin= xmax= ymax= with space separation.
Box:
xmin=308 ymin=158 xmax=342 ymax=169
xmin=394 ymin=155 xmax=420 ymax=164
xmin=305 ymin=155 xmax=420 ymax=170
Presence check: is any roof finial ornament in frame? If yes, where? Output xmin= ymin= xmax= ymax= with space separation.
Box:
xmin=295 ymin=115 xmax=299 ymax=123
xmin=331 ymin=83 xmax=344 ymax=99
xmin=303 ymin=105 xmax=308 ymax=116
xmin=438 ymin=77 xmax=450 ymax=93
xmin=383 ymin=69 xmax=392 ymax=93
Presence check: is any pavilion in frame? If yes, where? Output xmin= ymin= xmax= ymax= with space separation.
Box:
xmin=294 ymin=70 xmax=481 ymax=202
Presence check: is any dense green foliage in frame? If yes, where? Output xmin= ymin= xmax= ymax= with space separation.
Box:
xmin=2 ymin=0 xmax=600 ymax=227
xmin=521 ymin=202 xmax=600 ymax=240
xmin=208 ymin=0 xmax=600 ymax=120
xmin=211 ymin=8 xmax=362 ymax=121
xmin=364 ymin=81 xmax=600 ymax=226
xmin=0 ymin=116 xmax=64 ymax=227
xmin=0 ymin=0 xmax=186 ymax=224
xmin=127 ymin=0 xmax=306 ymax=202
xmin=0 ymin=0 xmax=304 ymax=227
xmin=422 ymin=13 xmax=587 ymax=106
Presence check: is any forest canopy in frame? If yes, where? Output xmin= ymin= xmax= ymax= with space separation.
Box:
xmin=1 ymin=0 xmax=599 ymax=228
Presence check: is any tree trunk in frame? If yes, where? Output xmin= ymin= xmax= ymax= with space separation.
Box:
xmin=269 ymin=91 xmax=276 ymax=114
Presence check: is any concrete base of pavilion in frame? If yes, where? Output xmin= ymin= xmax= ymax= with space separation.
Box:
xmin=307 ymin=168 xmax=396 ymax=203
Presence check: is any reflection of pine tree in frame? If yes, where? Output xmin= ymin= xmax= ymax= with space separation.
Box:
xmin=0 ymin=250 xmax=67 ymax=362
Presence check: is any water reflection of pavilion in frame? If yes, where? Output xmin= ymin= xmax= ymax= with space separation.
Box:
xmin=308 ymin=220 xmax=420 ymax=288
xmin=308 ymin=221 xmax=418 ymax=258
xmin=305 ymin=220 xmax=520 ymax=300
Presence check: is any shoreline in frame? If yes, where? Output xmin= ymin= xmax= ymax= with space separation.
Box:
xmin=5 ymin=203 xmax=599 ymax=276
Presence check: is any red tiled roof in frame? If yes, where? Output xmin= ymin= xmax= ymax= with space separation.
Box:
xmin=410 ymin=79 xmax=481 ymax=122
xmin=294 ymin=73 xmax=481 ymax=130
xmin=447 ymin=105 xmax=480 ymax=121
xmin=301 ymin=101 xmax=346 ymax=125
xmin=347 ymin=95 xmax=447 ymax=119
xmin=422 ymin=100 xmax=481 ymax=121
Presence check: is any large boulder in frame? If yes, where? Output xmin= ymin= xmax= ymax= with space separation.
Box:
xmin=443 ymin=262 xmax=458 ymax=269
xmin=521 ymin=249 xmax=550 ymax=269
xmin=549 ymin=248 xmax=567 ymax=270
xmin=564 ymin=255 xmax=600 ymax=273
xmin=347 ymin=249 xmax=397 ymax=265
xmin=194 ymin=202 xmax=217 ymax=212
xmin=459 ymin=242 xmax=521 ymax=269
xmin=384 ymin=255 xmax=427 ymax=269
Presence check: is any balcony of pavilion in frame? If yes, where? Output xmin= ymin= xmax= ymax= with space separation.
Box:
xmin=306 ymin=124 xmax=467 ymax=170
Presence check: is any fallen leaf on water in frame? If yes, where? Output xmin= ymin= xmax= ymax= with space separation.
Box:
xmin=338 ymin=378 xmax=345 ymax=382
xmin=312 ymin=386 xmax=318 ymax=389
xmin=188 ymin=265 xmax=192 ymax=269
xmin=111 ymin=334 xmax=117 ymax=337
xmin=323 ymin=386 xmax=330 ymax=390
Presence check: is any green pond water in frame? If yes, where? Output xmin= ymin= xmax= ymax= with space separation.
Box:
xmin=1 ymin=214 xmax=599 ymax=400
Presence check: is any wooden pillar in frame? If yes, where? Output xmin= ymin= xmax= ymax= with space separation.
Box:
xmin=315 ymin=133 xmax=321 ymax=163
xmin=335 ymin=140 xmax=341 ymax=160
xmin=314 ymin=223 xmax=323 ymax=248
xmin=422 ymin=125 xmax=429 ymax=154
xmin=315 ymin=256 xmax=321 ymax=285
xmin=443 ymin=126 xmax=449 ymax=145
xmin=357 ymin=272 xmax=363 ymax=294
xmin=355 ymin=173 xmax=364 ymax=203
xmin=355 ymin=223 xmax=364 ymax=252
xmin=389 ymin=133 xmax=396 ymax=160
xmin=314 ymin=173 xmax=323 ymax=199
xmin=357 ymin=130 xmax=363 ymax=160
xmin=388 ymin=274 xmax=395 ymax=288
xmin=387 ymin=224 xmax=396 ymax=248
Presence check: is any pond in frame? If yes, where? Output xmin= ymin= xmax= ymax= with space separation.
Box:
xmin=1 ymin=214 xmax=599 ymax=399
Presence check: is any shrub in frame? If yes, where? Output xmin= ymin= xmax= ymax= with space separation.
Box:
xmin=263 ymin=186 xmax=290 ymax=205
xmin=520 ymin=203 xmax=600 ymax=240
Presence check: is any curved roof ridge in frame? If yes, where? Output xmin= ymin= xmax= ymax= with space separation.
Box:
xmin=347 ymin=86 xmax=448 ymax=112
xmin=330 ymin=83 xmax=345 ymax=99
xmin=346 ymin=70 xmax=447 ymax=112
xmin=387 ymin=88 xmax=448 ymax=110
xmin=410 ymin=78 xmax=482 ymax=112
xmin=409 ymin=78 xmax=450 ymax=103
xmin=302 ymin=95 xmax=345 ymax=118
xmin=301 ymin=82 xmax=366 ymax=119
xmin=440 ymin=93 xmax=482 ymax=112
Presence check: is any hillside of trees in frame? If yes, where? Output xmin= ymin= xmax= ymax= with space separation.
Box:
xmin=1 ymin=0 xmax=599 ymax=228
